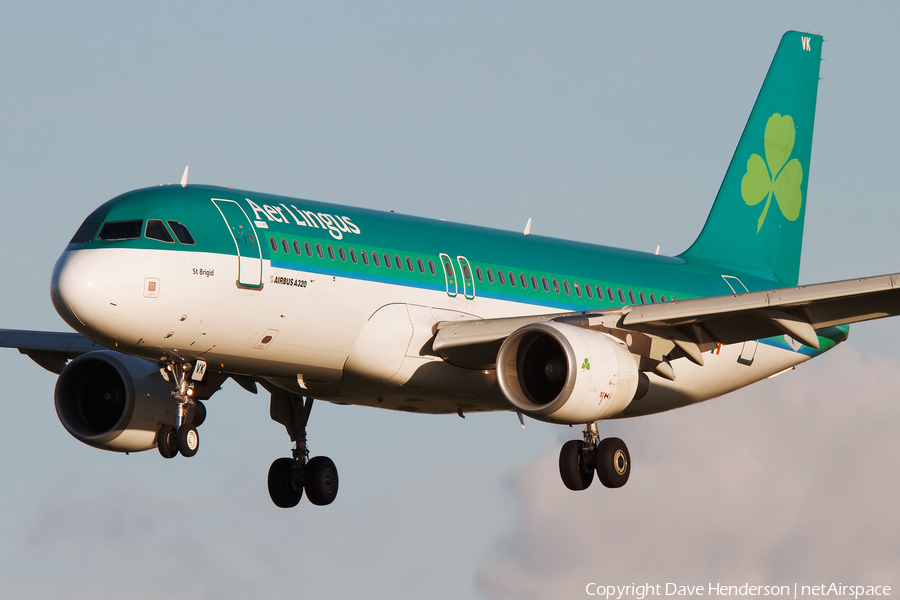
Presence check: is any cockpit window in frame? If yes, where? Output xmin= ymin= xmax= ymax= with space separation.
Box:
xmin=167 ymin=221 xmax=195 ymax=245
xmin=70 ymin=221 xmax=101 ymax=243
xmin=98 ymin=220 xmax=143 ymax=241
xmin=145 ymin=220 xmax=174 ymax=243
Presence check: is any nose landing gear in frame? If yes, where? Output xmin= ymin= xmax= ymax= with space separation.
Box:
xmin=156 ymin=361 xmax=204 ymax=458
xmin=558 ymin=422 xmax=631 ymax=490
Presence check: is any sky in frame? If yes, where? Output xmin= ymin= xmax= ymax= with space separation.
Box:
xmin=0 ymin=1 xmax=898 ymax=598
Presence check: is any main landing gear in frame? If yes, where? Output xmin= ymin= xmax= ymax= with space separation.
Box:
xmin=156 ymin=361 xmax=206 ymax=459
xmin=559 ymin=422 xmax=630 ymax=491
xmin=267 ymin=389 xmax=338 ymax=508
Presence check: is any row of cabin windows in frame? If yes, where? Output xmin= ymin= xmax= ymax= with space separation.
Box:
xmin=269 ymin=236 xmax=439 ymax=276
xmin=470 ymin=266 xmax=675 ymax=304
xmin=269 ymin=235 xmax=675 ymax=305
xmin=71 ymin=219 xmax=196 ymax=245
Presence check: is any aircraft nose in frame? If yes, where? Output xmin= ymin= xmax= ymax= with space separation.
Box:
xmin=51 ymin=250 xmax=123 ymax=335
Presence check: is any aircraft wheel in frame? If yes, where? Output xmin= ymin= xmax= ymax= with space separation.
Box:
xmin=191 ymin=401 xmax=207 ymax=427
xmin=559 ymin=440 xmax=594 ymax=491
xmin=157 ymin=424 xmax=178 ymax=459
xmin=177 ymin=424 xmax=200 ymax=457
xmin=305 ymin=456 xmax=339 ymax=506
xmin=596 ymin=437 xmax=630 ymax=488
xmin=268 ymin=457 xmax=303 ymax=508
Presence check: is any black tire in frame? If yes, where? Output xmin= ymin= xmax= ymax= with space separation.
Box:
xmin=191 ymin=401 xmax=207 ymax=427
xmin=268 ymin=457 xmax=303 ymax=508
xmin=157 ymin=424 xmax=178 ymax=459
xmin=305 ymin=456 xmax=339 ymax=506
xmin=596 ymin=437 xmax=630 ymax=488
xmin=559 ymin=439 xmax=594 ymax=491
xmin=177 ymin=424 xmax=200 ymax=457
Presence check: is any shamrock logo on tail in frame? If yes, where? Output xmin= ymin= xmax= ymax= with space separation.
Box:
xmin=741 ymin=113 xmax=804 ymax=232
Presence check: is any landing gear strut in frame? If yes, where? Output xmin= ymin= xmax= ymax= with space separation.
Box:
xmin=558 ymin=422 xmax=630 ymax=490
xmin=156 ymin=361 xmax=203 ymax=458
xmin=267 ymin=390 xmax=339 ymax=508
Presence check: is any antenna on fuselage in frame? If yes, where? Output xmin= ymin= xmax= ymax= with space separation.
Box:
xmin=180 ymin=166 xmax=189 ymax=188
xmin=523 ymin=218 xmax=532 ymax=235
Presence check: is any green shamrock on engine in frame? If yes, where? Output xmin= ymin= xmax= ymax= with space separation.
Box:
xmin=741 ymin=113 xmax=804 ymax=232
xmin=581 ymin=358 xmax=590 ymax=371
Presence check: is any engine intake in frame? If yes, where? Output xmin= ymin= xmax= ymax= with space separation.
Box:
xmin=55 ymin=351 xmax=178 ymax=452
xmin=496 ymin=322 xmax=647 ymax=424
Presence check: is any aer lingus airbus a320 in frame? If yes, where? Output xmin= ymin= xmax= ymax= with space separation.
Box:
xmin=2 ymin=31 xmax=896 ymax=508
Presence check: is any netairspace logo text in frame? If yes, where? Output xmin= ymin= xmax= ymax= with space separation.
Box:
xmin=586 ymin=584 xmax=892 ymax=600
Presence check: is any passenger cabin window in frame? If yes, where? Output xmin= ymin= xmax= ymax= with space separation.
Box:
xmin=361 ymin=251 xmax=369 ymax=265
xmin=417 ymin=258 xmax=425 ymax=273
xmin=167 ymin=221 xmax=195 ymax=245
xmin=99 ymin=220 xmax=143 ymax=241
xmin=487 ymin=269 xmax=494 ymax=284
xmin=372 ymin=252 xmax=380 ymax=267
xmin=71 ymin=221 xmax=101 ymax=243
xmin=475 ymin=267 xmax=483 ymax=282
xmin=519 ymin=273 xmax=527 ymax=288
xmin=541 ymin=277 xmax=549 ymax=292
xmin=293 ymin=240 xmax=302 ymax=255
xmin=339 ymin=247 xmax=347 ymax=262
xmin=316 ymin=243 xmax=324 ymax=259
xmin=649 ymin=294 xmax=656 ymax=303
xmin=508 ymin=272 xmax=516 ymax=287
xmin=498 ymin=270 xmax=505 ymax=285
xmin=327 ymin=245 xmax=335 ymax=260
xmin=607 ymin=287 xmax=614 ymax=301
xmin=530 ymin=275 xmax=538 ymax=290
xmin=145 ymin=220 xmax=174 ymax=243
xmin=618 ymin=289 xmax=626 ymax=303
xmin=350 ymin=248 xmax=358 ymax=263
xmin=270 ymin=238 xmax=278 ymax=252
xmin=394 ymin=255 xmax=403 ymax=270
xmin=281 ymin=238 xmax=290 ymax=253
xmin=639 ymin=291 xmax=646 ymax=304
xmin=552 ymin=278 xmax=560 ymax=293
xmin=596 ymin=285 xmax=604 ymax=300
xmin=585 ymin=284 xmax=593 ymax=299
xmin=383 ymin=253 xmax=391 ymax=268
xmin=406 ymin=257 xmax=414 ymax=272
xmin=428 ymin=260 xmax=436 ymax=275
xmin=563 ymin=280 xmax=571 ymax=295
xmin=628 ymin=290 xmax=636 ymax=304
xmin=574 ymin=282 xmax=582 ymax=297
xmin=304 ymin=242 xmax=312 ymax=257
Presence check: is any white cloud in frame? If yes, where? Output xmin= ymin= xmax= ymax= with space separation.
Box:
xmin=477 ymin=348 xmax=900 ymax=599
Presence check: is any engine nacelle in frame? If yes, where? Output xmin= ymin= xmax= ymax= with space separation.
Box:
xmin=496 ymin=322 xmax=647 ymax=424
xmin=55 ymin=350 xmax=178 ymax=452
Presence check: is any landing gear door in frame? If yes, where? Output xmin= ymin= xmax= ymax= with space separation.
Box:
xmin=439 ymin=254 xmax=458 ymax=298
xmin=212 ymin=199 xmax=263 ymax=288
xmin=722 ymin=275 xmax=757 ymax=365
xmin=457 ymin=256 xmax=475 ymax=299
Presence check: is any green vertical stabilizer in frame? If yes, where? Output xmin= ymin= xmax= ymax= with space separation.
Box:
xmin=679 ymin=31 xmax=822 ymax=286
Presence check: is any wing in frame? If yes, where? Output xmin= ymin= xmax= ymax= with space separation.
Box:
xmin=0 ymin=329 xmax=105 ymax=374
xmin=433 ymin=272 xmax=900 ymax=369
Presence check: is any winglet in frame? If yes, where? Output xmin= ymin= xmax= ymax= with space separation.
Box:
xmin=180 ymin=166 xmax=189 ymax=188
xmin=523 ymin=218 xmax=532 ymax=236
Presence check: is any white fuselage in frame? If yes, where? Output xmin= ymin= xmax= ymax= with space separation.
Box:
xmin=51 ymin=246 xmax=817 ymax=418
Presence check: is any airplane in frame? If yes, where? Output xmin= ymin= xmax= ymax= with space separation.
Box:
xmin=3 ymin=30 xmax=898 ymax=508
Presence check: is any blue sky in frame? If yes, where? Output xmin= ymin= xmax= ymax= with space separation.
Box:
xmin=0 ymin=2 xmax=898 ymax=598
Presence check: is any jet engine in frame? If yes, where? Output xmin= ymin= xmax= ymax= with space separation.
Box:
xmin=496 ymin=322 xmax=648 ymax=424
xmin=55 ymin=350 xmax=179 ymax=452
